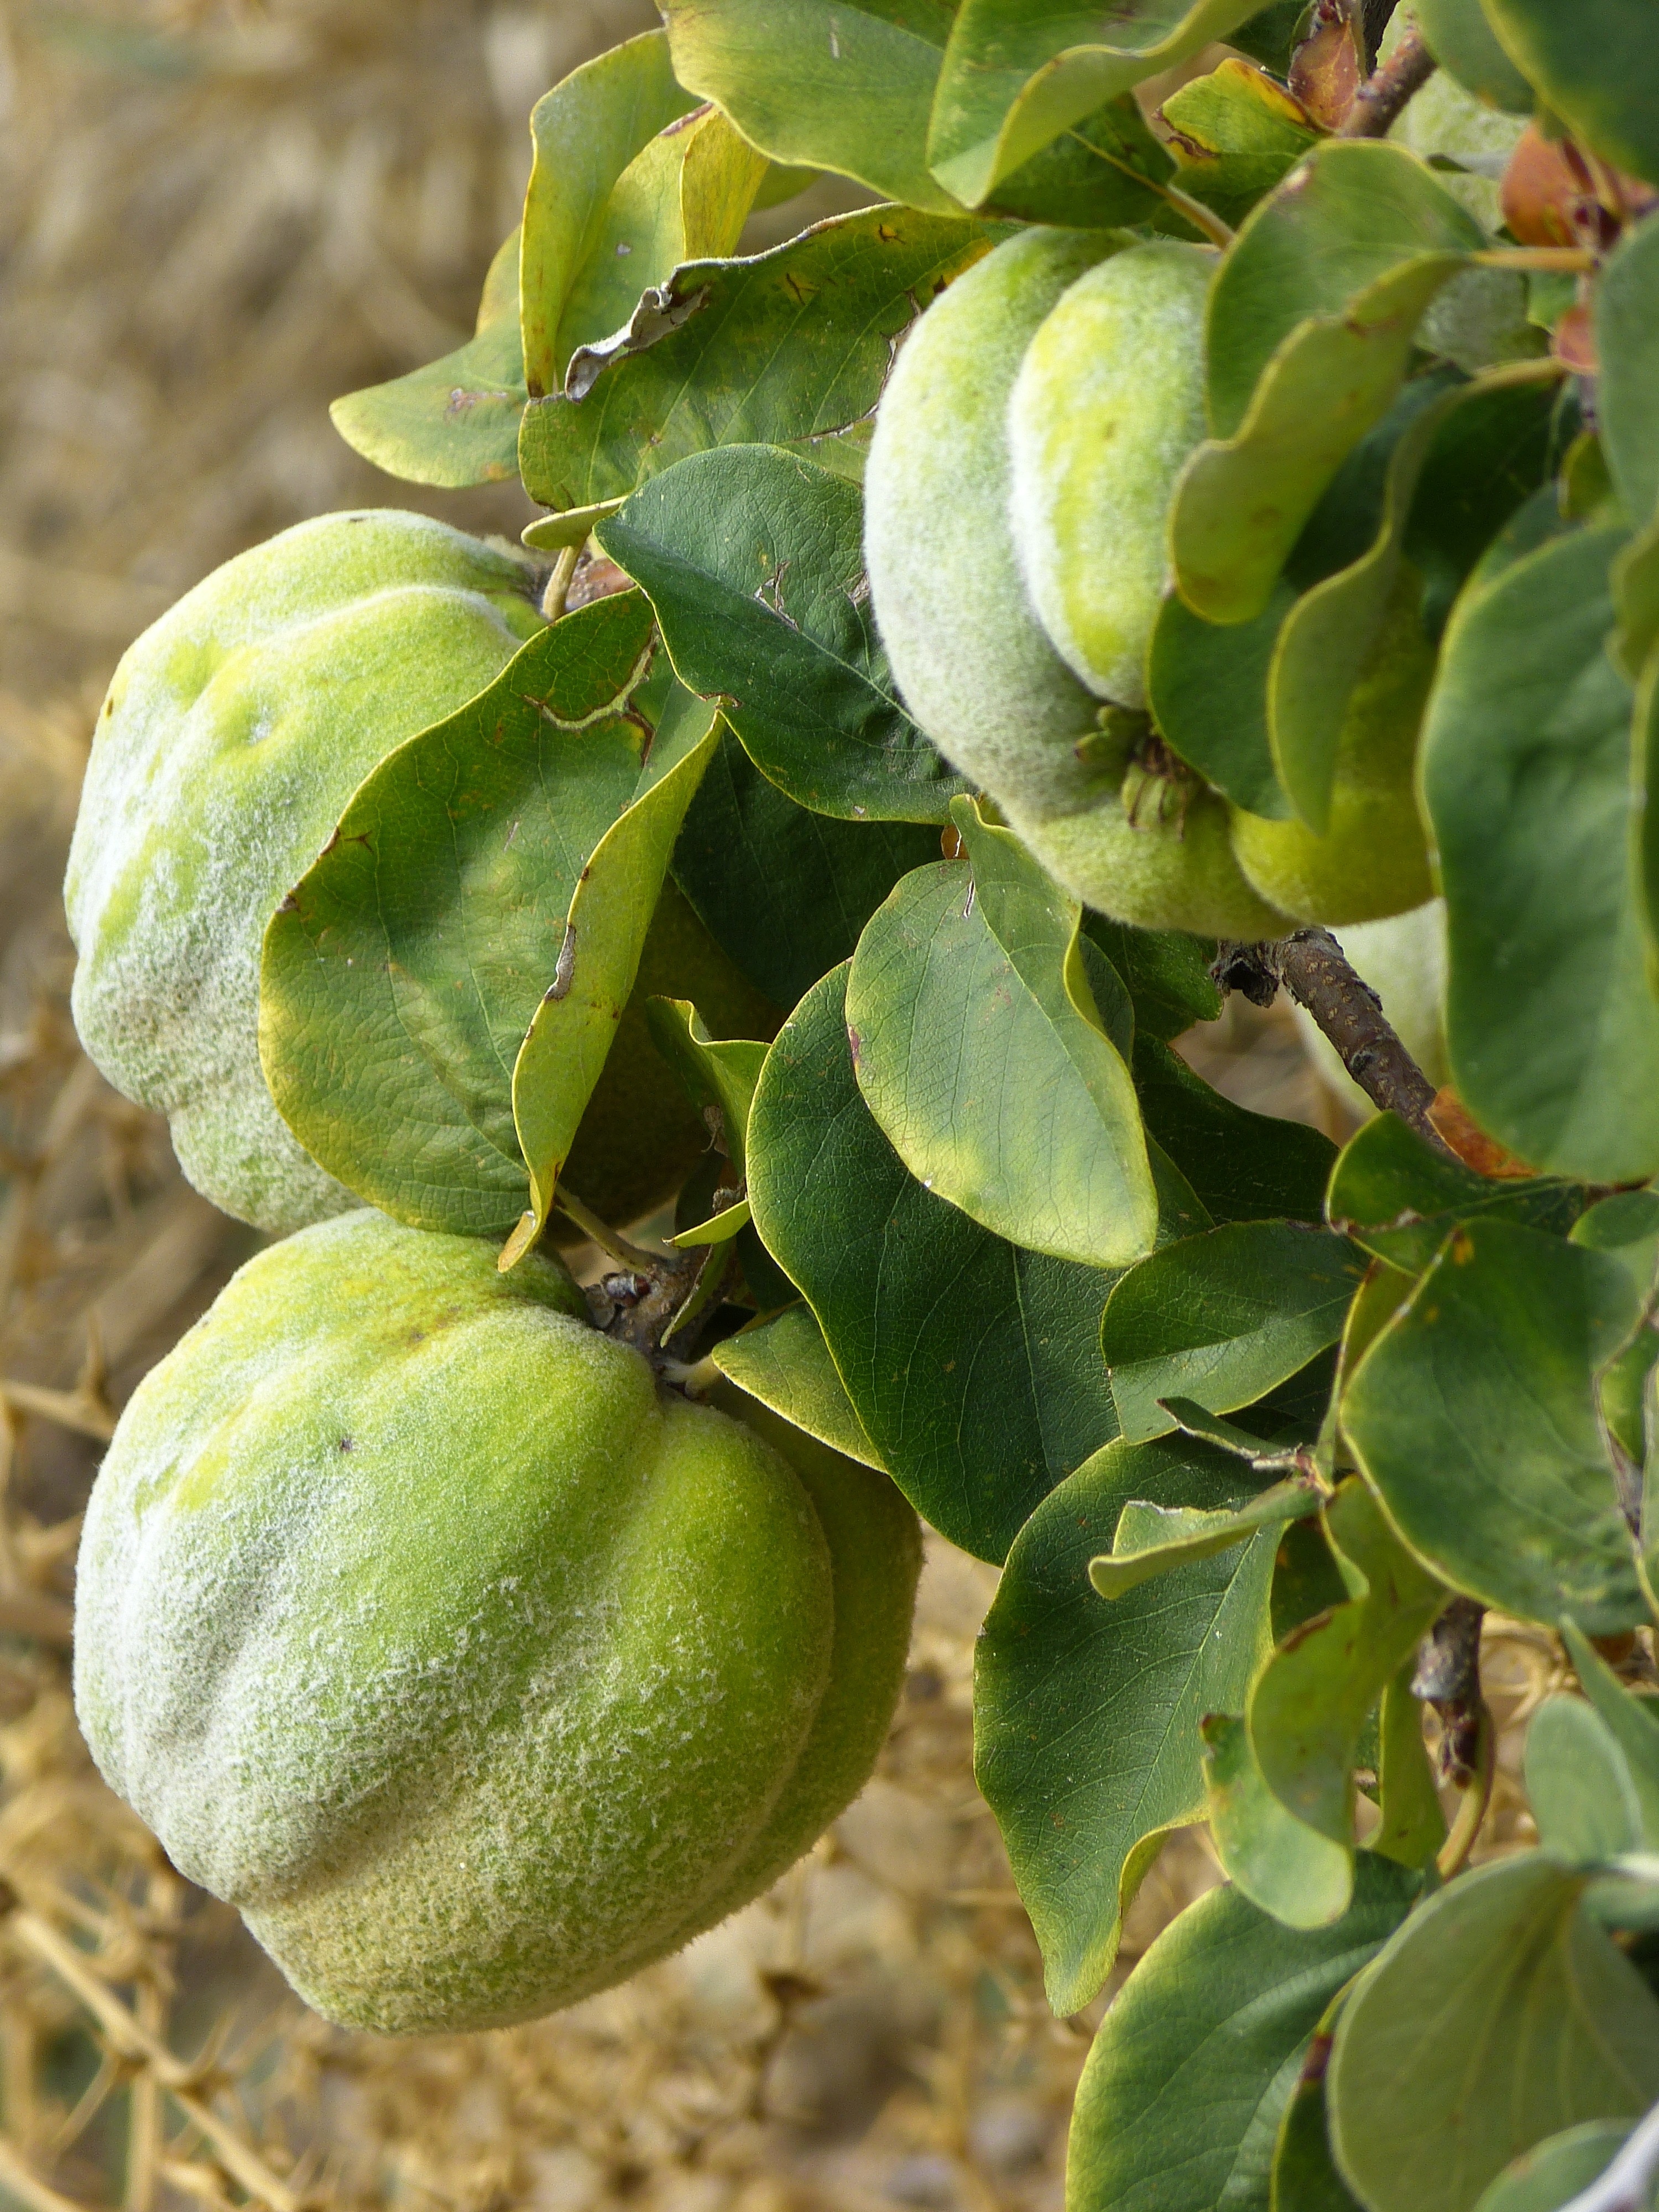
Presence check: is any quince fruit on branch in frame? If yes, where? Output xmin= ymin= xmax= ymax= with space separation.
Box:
xmin=74 ymin=1211 xmax=920 ymax=2036
xmin=865 ymin=232 xmax=1287 ymax=940
xmin=66 ymin=510 xmax=547 ymax=1234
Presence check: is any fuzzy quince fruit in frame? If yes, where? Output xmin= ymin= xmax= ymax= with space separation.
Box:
xmin=865 ymin=233 xmax=1288 ymax=938
xmin=67 ymin=511 xmax=547 ymax=1233
xmin=1227 ymin=576 xmax=1437 ymax=926
xmin=74 ymin=1210 xmax=920 ymax=2036
xmin=1006 ymin=241 xmax=1213 ymax=711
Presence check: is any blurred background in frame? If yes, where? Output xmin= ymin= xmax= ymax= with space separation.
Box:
xmin=0 ymin=6 xmax=1557 ymax=2208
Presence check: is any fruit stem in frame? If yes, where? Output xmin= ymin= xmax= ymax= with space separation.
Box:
xmin=1213 ymin=927 xmax=1458 ymax=1159
xmin=540 ymin=542 xmax=582 ymax=622
xmin=1340 ymin=20 xmax=1437 ymax=138
xmin=1150 ymin=178 xmax=1235 ymax=252
xmin=1472 ymin=246 xmax=1598 ymax=273
xmin=1432 ymin=1699 xmax=1495 ymax=1880
xmin=552 ymin=1184 xmax=665 ymax=1275
xmin=658 ymin=1352 xmax=721 ymax=1396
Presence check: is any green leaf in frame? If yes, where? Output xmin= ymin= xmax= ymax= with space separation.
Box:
xmin=1526 ymin=1697 xmax=1646 ymax=1865
xmin=1374 ymin=1664 xmax=1448 ymax=1871
xmin=643 ymin=995 xmax=766 ymax=1179
xmin=1087 ymin=920 xmax=1221 ymax=1043
xmin=1149 ymin=578 xmax=1298 ymax=818
xmin=1326 ymin=1111 xmax=1587 ymax=1272
xmin=1091 ymin=1478 xmax=1323 ymax=1600
xmin=846 ymin=815 xmax=1156 ymax=1270
xmin=330 ymin=230 xmax=526 ymax=489
xmin=1159 ymin=56 xmax=1322 ymax=231
xmin=520 ymin=30 xmax=700 ymax=399
xmin=1422 ymin=523 xmax=1659 ymax=1183
xmin=1404 ymin=367 xmax=1563 ymax=643
xmin=1102 ymin=1223 xmax=1366 ymax=1445
xmin=519 ymin=206 xmax=992 ymax=514
xmin=1172 ymin=142 xmax=1485 ymax=627
xmin=1562 ymin=1620 xmax=1659 ymax=1847
xmin=1413 ymin=0 xmax=1535 ymax=114
xmin=659 ymin=0 xmax=960 ymax=215
xmin=1271 ymin=1994 xmax=1366 ymax=2212
xmin=259 ymin=597 xmax=656 ymax=1235
xmin=598 ymin=446 xmax=967 ymax=823
xmin=670 ymin=724 xmax=941 ymax=1009
xmin=1247 ymin=1481 xmax=1446 ymax=1897
xmin=1134 ymin=1037 xmax=1338 ymax=1227
xmin=1066 ymin=1858 xmax=1419 ymax=2212
xmin=925 ymin=0 xmax=1263 ymax=210
xmin=1343 ymin=1219 xmax=1647 ymax=1632
xmin=1327 ymin=1855 xmax=1659 ymax=2212
xmin=1472 ymin=2124 xmax=1641 ymax=2212
xmin=1592 ymin=216 xmax=1659 ymax=529
xmin=974 ymin=1433 xmax=1278 ymax=2012
xmin=1271 ymin=365 xmax=1560 ymax=835
xmin=510 ymin=688 xmax=722 ymax=1257
xmin=711 ymin=1301 xmax=887 ymax=1470
xmin=1571 ymin=1188 xmax=1659 ymax=1307
xmin=978 ymin=93 xmax=1179 ymax=229
xmin=1203 ymin=1710 xmax=1357 ymax=1932
xmin=1484 ymin=0 xmax=1659 ymax=186
xmin=746 ymin=963 xmax=1119 ymax=1561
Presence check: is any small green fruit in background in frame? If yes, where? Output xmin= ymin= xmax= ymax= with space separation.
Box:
xmin=1007 ymin=241 xmax=1214 ymax=711
xmin=1228 ymin=578 xmax=1438 ymax=926
xmin=864 ymin=226 xmax=1115 ymax=821
xmin=1018 ymin=732 xmax=1292 ymax=938
xmin=66 ymin=512 xmax=546 ymax=1234
xmin=1292 ymin=901 xmax=1449 ymax=1115
xmin=74 ymin=1210 xmax=920 ymax=2036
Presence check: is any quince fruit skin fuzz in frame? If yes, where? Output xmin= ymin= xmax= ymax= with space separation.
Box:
xmin=74 ymin=1209 xmax=920 ymax=2037
xmin=864 ymin=232 xmax=1288 ymax=940
xmin=67 ymin=511 xmax=546 ymax=1235
xmin=1228 ymin=574 xmax=1437 ymax=926
xmin=1007 ymin=241 xmax=1213 ymax=713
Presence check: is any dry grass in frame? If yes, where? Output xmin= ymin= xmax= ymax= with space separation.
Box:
xmin=0 ymin=6 xmax=1597 ymax=2208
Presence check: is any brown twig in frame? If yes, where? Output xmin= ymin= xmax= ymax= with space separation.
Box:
xmin=1413 ymin=1595 xmax=1487 ymax=1786
xmin=1342 ymin=22 xmax=1437 ymax=137
xmin=1212 ymin=927 xmax=1455 ymax=1154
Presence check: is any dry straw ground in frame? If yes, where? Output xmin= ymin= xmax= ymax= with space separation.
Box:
xmin=0 ymin=7 xmax=1567 ymax=2208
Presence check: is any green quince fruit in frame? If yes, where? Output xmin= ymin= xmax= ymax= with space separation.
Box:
xmin=1228 ymin=575 xmax=1438 ymax=926
xmin=74 ymin=1209 xmax=920 ymax=2036
xmin=865 ymin=231 xmax=1287 ymax=938
xmin=67 ymin=511 xmax=547 ymax=1234
xmin=1006 ymin=241 xmax=1214 ymax=711
xmin=864 ymin=225 xmax=1114 ymax=822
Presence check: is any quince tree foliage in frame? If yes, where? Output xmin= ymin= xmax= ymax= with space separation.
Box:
xmin=64 ymin=0 xmax=1659 ymax=2198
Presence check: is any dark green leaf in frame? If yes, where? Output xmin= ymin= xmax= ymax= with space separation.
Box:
xmin=1374 ymin=1665 xmax=1448 ymax=1871
xmin=520 ymin=30 xmax=700 ymax=399
xmin=1066 ymin=1858 xmax=1418 ymax=2212
xmin=1084 ymin=920 xmax=1220 ymax=1043
xmin=1413 ymin=0 xmax=1535 ymax=113
xmin=598 ymin=446 xmax=966 ymax=823
xmin=519 ymin=207 xmax=991 ymax=514
xmin=1102 ymin=1222 xmax=1365 ymax=1444
xmin=1343 ymin=1219 xmax=1647 ymax=1632
xmin=711 ymin=1301 xmax=886 ymax=1470
xmin=1149 ymin=579 xmax=1298 ymax=817
xmin=1422 ymin=523 xmax=1659 ymax=1182
xmin=1485 ymin=0 xmax=1659 ymax=186
xmin=330 ymin=230 xmax=526 ymax=489
xmin=510 ymin=687 xmax=723 ymax=1256
xmin=1563 ymin=1621 xmax=1659 ymax=1846
xmin=1271 ymin=1994 xmax=1365 ymax=2212
xmin=846 ymin=819 xmax=1157 ymax=1271
xmin=1134 ymin=1036 xmax=1338 ymax=1228
xmin=643 ymin=997 xmax=767 ymax=1182
xmin=671 ymin=726 xmax=941 ymax=1009
xmin=1328 ymin=1855 xmax=1659 ymax=2212
xmin=259 ymin=597 xmax=655 ymax=1235
xmin=1159 ymin=56 xmax=1321 ymax=231
xmin=1472 ymin=2124 xmax=1640 ymax=2212
xmin=974 ymin=1433 xmax=1277 ymax=2013
xmin=1326 ymin=1111 xmax=1587 ymax=1271
xmin=659 ymin=0 xmax=959 ymax=213
xmin=1598 ymin=217 xmax=1659 ymax=531
xmin=746 ymin=963 xmax=1119 ymax=1561
xmin=926 ymin=0 xmax=1263 ymax=210
xmin=1172 ymin=142 xmax=1484 ymax=625
xmin=979 ymin=93 xmax=1178 ymax=229
xmin=1246 ymin=1481 xmax=1446 ymax=1893
xmin=1089 ymin=1476 xmax=1323 ymax=1599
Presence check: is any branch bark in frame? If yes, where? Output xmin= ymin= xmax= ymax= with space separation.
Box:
xmin=1342 ymin=21 xmax=1437 ymax=136
xmin=1212 ymin=927 xmax=1455 ymax=1155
